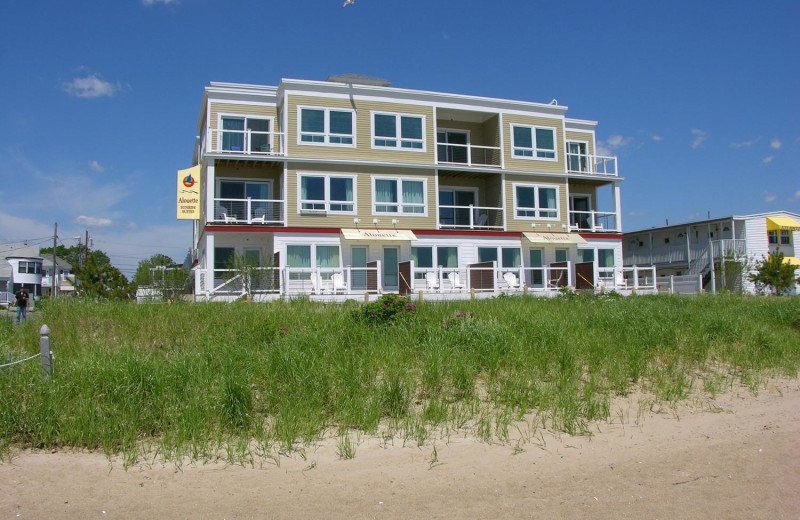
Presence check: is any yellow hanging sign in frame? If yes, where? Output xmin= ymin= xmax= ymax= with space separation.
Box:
xmin=176 ymin=166 xmax=201 ymax=220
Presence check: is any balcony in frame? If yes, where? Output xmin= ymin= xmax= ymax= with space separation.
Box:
xmin=438 ymin=204 xmax=503 ymax=231
xmin=213 ymin=198 xmax=284 ymax=225
xmin=566 ymin=152 xmax=618 ymax=176
xmin=436 ymin=142 xmax=502 ymax=168
xmin=206 ymin=129 xmax=286 ymax=157
xmin=569 ymin=210 xmax=618 ymax=232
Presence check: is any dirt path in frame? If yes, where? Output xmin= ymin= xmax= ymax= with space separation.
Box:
xmin=3 ymin=379 xmax=799 ymax=519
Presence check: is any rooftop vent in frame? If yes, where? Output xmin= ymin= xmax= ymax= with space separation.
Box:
xmin=327 ymin=73 xmax=391 ymax=87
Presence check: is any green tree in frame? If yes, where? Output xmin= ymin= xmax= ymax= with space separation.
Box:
xmin=75 ymin=254 xmax=135 ymax=300
xmin=748 ymin=251 xmax=799 ymax=295
xmin=133 ymin=254 xmax=190 ymax=301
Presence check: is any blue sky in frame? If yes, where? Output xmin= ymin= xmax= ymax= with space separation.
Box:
xmin=1 ymin=0 xmax=798 ymax=276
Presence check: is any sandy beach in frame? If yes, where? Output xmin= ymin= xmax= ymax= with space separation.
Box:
xmin=2 ymin=378 xmax=799 ymax=519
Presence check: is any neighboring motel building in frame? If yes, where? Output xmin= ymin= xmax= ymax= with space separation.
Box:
xmin=186 ymin=75 xmax=655 ymax=301
xmin=0 ymin=243 xmax=43 ymax=299
xmin=623 ymin=212 xmax=800 ymax=295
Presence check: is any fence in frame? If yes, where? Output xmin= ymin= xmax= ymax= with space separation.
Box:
xmin=0 ymin=325 xmax=54 ymax=376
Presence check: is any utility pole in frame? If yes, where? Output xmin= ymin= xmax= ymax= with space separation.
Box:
xmin=52 ymin=222 xmax=58 ymax=298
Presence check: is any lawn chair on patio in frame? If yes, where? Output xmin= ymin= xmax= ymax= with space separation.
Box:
xmin=331 ymin=272 xmax=347 ymax=294
xmin=503 ymin=272 xmax=520 ymax=290
xmin=425 ymin=271 xmax=439 ymax=292
xmin=447 ymin=271 xmax=464 ymax=291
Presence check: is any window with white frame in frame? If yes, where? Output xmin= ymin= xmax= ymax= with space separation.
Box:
xmin=17 ymin=261 xmax=42 ymax=274
xmin=514 ymin=185 xmax=559 ymax=219
xmin=299 ymin=174 xmax=355 ymax=213
xmin=372 ymin=112 xmax=424 ymax=150
xmin=781 ymin=230 xmax=791 ymax=245
xmin=299 ymin=107 xmax=354 ymax=145
xmin=373 ymin=177 xmax=426 ymax=215
xmin=221 ymin=116 xmax=271 ymax=153
xmin=477 ymin=247 xmax=521 ymax=267
xmin=512 ymin=125 xmax=557 ymax=159
xmin=286 ymin=244 xmax=341 ymax=281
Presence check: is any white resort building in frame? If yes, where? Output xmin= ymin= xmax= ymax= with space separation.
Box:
xmin=186 ymin=75 xmax=655 ymax=301
xmin=622 ymin=211 xmax=800 ymax=295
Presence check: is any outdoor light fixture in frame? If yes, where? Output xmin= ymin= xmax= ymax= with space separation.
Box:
xmin=391 ymin=219 xmax=399 ymax=225
xmin=373 ymin=218 xmax=380 ymax=224
xmin=353 ymin=218 xmax=360 ymax=224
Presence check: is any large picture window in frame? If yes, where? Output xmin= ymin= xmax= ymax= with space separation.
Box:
xmin=512 ymin=125 xmax=557 ymax=160
xmin=373 ymin=177 xmax=426 ymax=215
xmin=514 ymin=185 xmax=559 ymax=219
xmin=299 ymin=174 xmax=355 ymax=213
xmin=372 ymin=112 xmax=424 ymax=150
xmin=221 ymin=116 xmax=271 ymax=153
xmin=299 ymin=107 xmax=354 ymax=146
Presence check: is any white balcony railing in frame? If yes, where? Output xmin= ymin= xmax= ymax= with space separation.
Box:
xmin=206 ymin=129 xmax=286 ymax=156
xmin=569 ymin=210 xmax=618 ymax=232
xmin=566 ymin=153 xmax=618 ymax=176
xmin=437 ymin=205 xmax=504 ymax=230
xmin=213 ymin=198 xmax=284 ymax=224
xmin=437 ymin=143 xmax=502 ymax=168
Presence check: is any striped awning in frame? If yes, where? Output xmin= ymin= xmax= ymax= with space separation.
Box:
xmin=766 ymin=216 xmax=800 ymax=231
xmin=341 ymin=228 xmax=417 ymax=241
xmin=523 ymin=232 xmax=587 ymax=245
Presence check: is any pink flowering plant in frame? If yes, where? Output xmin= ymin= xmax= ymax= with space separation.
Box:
xmin=355 ymin=293 xmax=417 ymax=326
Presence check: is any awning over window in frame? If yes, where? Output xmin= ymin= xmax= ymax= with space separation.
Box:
xmin=341 ymin=228 xmax=417 ymax=241
xmin=766 ymin=216 xmax=800 ymax=231
xmin=784 ymin=256 xmax=800 ymax=267
xmin=522 ymin=232 xmax=587 ymax=245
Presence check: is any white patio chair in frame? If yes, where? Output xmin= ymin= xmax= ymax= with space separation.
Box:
xmin=425 ymin=271 xmax=439 ymax=291
xmin=447 ymin=271 xmax=464 ymax=291
xmin=548 ymin=272 xmax=564 ymax=289
xmin=503 ymin=272 xmax=520 ymax=290
xmin=331 ymin=272 xmax=347 ymax=293
xmin=475 ymin=213 xmax=488 ymax=228
xmin=251 ymin=207 xmax=267 ymax=224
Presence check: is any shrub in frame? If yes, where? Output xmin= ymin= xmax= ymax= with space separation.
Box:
xmin=354 ymin=294 xmax=417 ymax=326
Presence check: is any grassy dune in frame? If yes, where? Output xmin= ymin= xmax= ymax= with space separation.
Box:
xmin=1 ymin=294 xmax=798 ymax=464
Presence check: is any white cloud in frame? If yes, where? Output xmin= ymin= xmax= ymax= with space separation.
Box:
xmin=762 ymin=155 xmax=775 ymax=165
xmin=763 ymin=191 xmax=777 ymax=203
xmin=0 ymin=213 xmax=56 ymax=243
xmin=88 ymin=160 xmax=104 ymax=173
xmin=74 ymin=216 xmax=114 ymax=227
xmin=792 ymin=190 xmax=800 ymax=202
xmin=730 ymin=138 xmax=759 ymax=148
xmin=770 ymin=138 xmax=782 ymax=150
xmin=61 ymin=75 xmax=120 ymax=98
xmin=691 ymin=129 xmax=706 ymax=149
xmin=596 ymin=135 xmax=632 ymax=156
xmin=651 ymin=135 xmax=663 ymax=142
xmin=142 ymin=0 xmax=179 ymax=4
xmin=628 ymin=211 xmax=646 ymax=217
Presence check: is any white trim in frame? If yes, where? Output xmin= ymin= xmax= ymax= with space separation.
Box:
xmin=295 ymin=172 xmax=358 ymax=215
xmin=512 ymin=182 xmax=561 ymax=221
xmin=510 ymin=124 xmax=558 ymax=162
xmin=371 ymin=175 xmax=429 ymax=217
xmin=370 ymin=111 xmax=426 ymax=152
xmin=296 ymin=105 xmax=356 ymax=148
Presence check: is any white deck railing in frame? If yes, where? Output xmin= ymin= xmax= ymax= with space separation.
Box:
xmin=436 ymin=143 xmax=502 ymax=168
xmin=206 ymin=129 xmax=286 ymax=156
xmin=569 ymin=210 xmax=618 ymax=232
xmin=437 ymin=205 xmax=504 ymax=230
xmin=213 ymin=198 xmax=284 ymax=224
xmin=566 ymin=153 xmax=618 ymax=176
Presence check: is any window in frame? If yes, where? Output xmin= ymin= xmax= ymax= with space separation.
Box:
xmin=477 ymin=247 xmax=520 ymax=267
xmin=577 ymin=249 xmax=595 ymax=263
xmin=512 ymin=125 xmax=556 ymax=159
xmin=221 ymin=116 xmax=271 ymax=153
xmin=374 ymin=177 xmax=426 ymax=215
xmin=287 ymin=245 xmax=311 ymax=280
xmin=567 ymin=142 xmax=588 ymax=171
xmin=412 ymin=246 xmax=433 ymax=279
xmin=214 ymin=247 xmax=234 ymax=271
xmin=373 ymin=113 xmax=424 ymax=150
xmin=780 ymin=230 xmax=791 ymax=245
xmin=437 ymin=247 xmax=458 ymax=268
xmin=412 ymin=246 xmax=458 ymax=278
xmin=514 ymin=185 xmax=559 ymax=219
xmin=316 ymin=245 xmax=340 ymax=280
xmin=437 ymin=130 xmax=468 ymax=163
xmin=17 ymin=261 xmax=41 ymax=274
xmin=299 ymin=107 xmax=354 ymax=145
xmin=555 ymin=249 xmax=568 ymax=263
xmin=299 ymin=174 xmax=355 ymax=213
xmin=768 ymin=230 xmax=778 ymax=244
xmin=218 ymin=180 xmax=271 ymax=221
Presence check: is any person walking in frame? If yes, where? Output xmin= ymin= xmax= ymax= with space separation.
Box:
xmin=14 ymin=286 xmax=29 ymax=324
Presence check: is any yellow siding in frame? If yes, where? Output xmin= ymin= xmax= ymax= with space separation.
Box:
xmin=285 ymin=164 xmax=437 ymax=229
xmin=503 ymin=174 xmax=568 ymax=232
xmin=286 ymin=94 xmax=435 ymax=164
xmin=503 ymin=114 xmax=565 ymax=173
xmin=215 ymin=162 xmax=282 ymax=183
xmin=565 ymin=131 xmax=595 ymax=155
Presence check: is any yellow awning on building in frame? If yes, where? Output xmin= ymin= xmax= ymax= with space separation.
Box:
xmin=340 ymin=228 xmax=417 ymax=241
xmin=784 ymin=256 xmax=800 ymax=267
xmin=766 ymin=216 xmax=800 ymax=232
xmin=522 ymin=232 xmax=587 ymax=245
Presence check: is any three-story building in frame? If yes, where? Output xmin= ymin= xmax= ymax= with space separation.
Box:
xmin=189 ymin=76 xmax=645 ymax=300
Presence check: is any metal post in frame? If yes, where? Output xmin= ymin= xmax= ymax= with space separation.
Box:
xmin=39 ymin=324 xmax=53 ymax=377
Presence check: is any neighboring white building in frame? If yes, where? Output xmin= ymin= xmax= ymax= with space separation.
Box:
xmin=623 ymin=211 xmax=800 ymax=294
xmin=41 ymin=256 xmax=76 ymax=296
xmin=0 ymin=243 xmax=44 ymax=298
